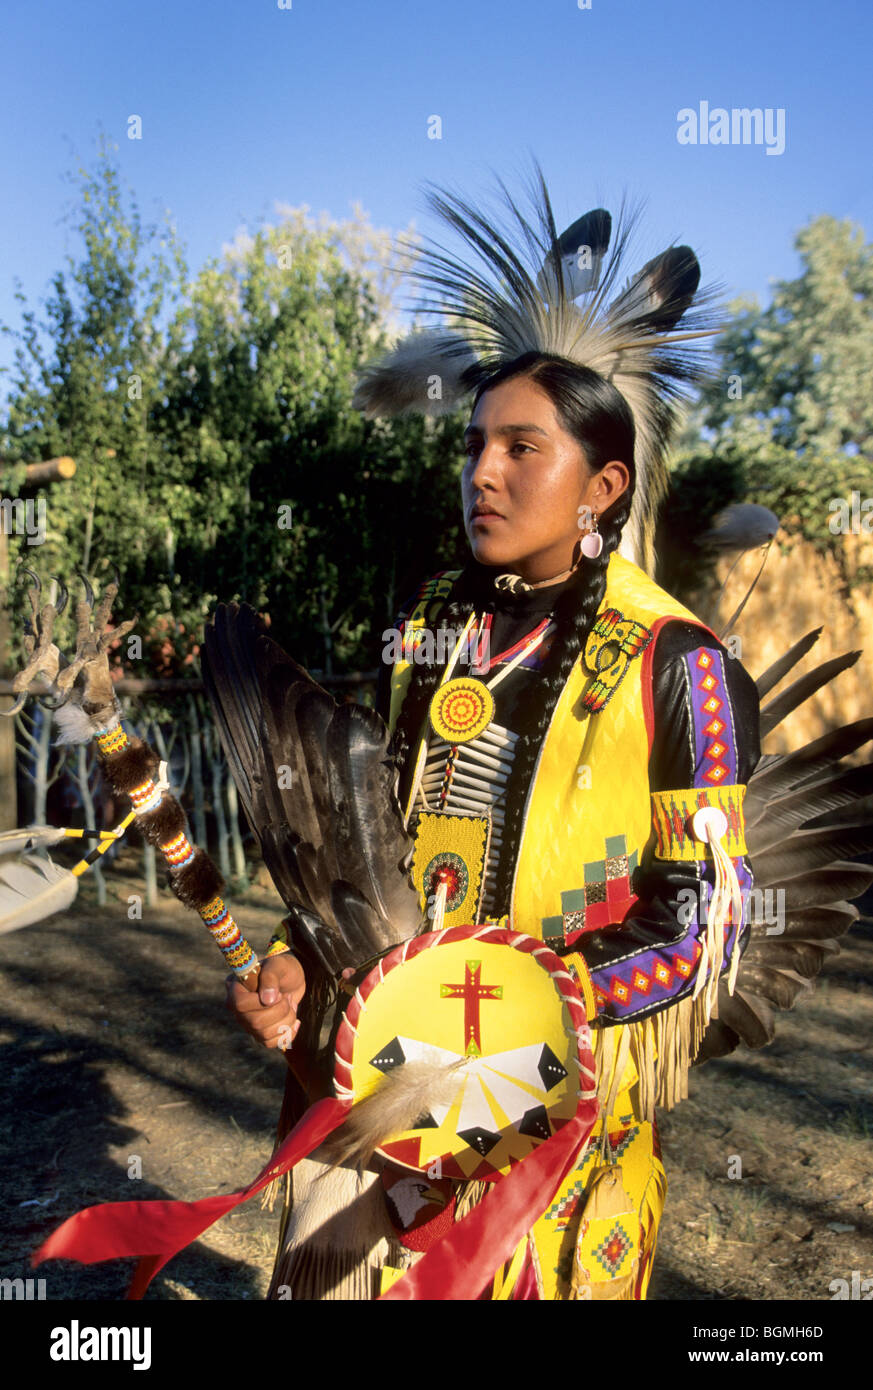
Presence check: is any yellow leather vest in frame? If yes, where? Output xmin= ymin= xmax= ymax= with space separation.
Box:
xmin=388 ymin=552 xmax=713 ymax=945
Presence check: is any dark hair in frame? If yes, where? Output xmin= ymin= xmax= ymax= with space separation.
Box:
xmin=392 ymin=352 xmax=637 ymax=916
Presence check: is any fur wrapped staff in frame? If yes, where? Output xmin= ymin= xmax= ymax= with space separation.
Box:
xmin=1 ymin=572 xmax=261 ymax=986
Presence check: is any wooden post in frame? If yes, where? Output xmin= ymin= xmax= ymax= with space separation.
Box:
xmin=23 ymin=457 xmax=76 ymax=487
xmin=0 ymin=527 xmax=16 ymax=830
xmin=0 ymin=456 xmax=77 ymax=829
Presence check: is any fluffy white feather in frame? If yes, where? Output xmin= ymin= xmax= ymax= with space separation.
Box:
xmin=322 ymin=1059 xmax=466 ymax=1169
xmin=52 ymin=700 xmax=101 ymax=746
xmin=352 ymin=330 xmax=477 ymax=418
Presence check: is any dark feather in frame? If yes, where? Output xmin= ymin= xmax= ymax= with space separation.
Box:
xmin=697 ymin=620 xmax=872 ymax=1065
xmin=744 ymin=719 xmax=873 ymax=811
xmin=694 ymin=1018 xmax=741 ymax=1063
xmin=759 ymin=651 xmax=862 ymax=738
xmin=754 ymin=628 xmax=823 ymax=699
xmin=750 ymin=821 xmax=873 ymax=885
xmin=200 ymin=603 xmax=422 ymax=977
xmin=766 ymin=863 xmax=873 ymax=910
xmin=740 ymin=938 xmax=833 ymax=977
xmin=731 ymin=965 xmax=812 ymax=1011
xmin=745 ymin=762 xmax=873 ymax=846
xmin=751 ymin=903 xmax=858 ymax=941
xmin=714 ymin=989 xmax=776 ymax=1049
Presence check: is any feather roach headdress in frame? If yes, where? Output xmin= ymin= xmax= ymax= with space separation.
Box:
xmin=353 ymin=162 xmax=725 ymax=572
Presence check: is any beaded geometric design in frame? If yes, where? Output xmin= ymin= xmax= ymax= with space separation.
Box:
xmin=95 ymin=725 xmax=129 ymax=756
xmin=591 ymin=939 xmax=703 ymax=1015
xmin=581 ymin=607 xmax=653 ymax=714
xmin=201 ymin=894 xmax=229 ymax=925
xmin=429 ymin=678 xmax=494 ymax=744
xmin=422 ymin=851 xmax=470 ymax=914
xmin=161 ymin=830 xmax=196 ymax=868
xmin=544 ymin=1177 xmax=588 ymax=1228
xmin=541 ymin=834 xmax=640 ymax=948
xmin=591 ymin=1218 xmax=635 ymax=1277
xmin=199 ymin=894 xmax=256 ymax=974
xmin=651 ymin=783 xmax=747 ymax=860
xmin=410 ymin=812 xmax=490 ymax=928
xmin=686 ymin=647 xmax=738 ymax=786
xmin=128 ymin=777 xmax=163 ymax=816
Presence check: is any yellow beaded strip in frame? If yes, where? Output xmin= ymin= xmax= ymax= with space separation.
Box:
xmin=651 ymin=784 xmax=747 ymax=861
xmin=94 ymin=722 xmax=258 ymax=980
xmin=95 ymin=724 xmax=129 ymax=756
xmin=200 ymin=893 xmax=258 ymax=973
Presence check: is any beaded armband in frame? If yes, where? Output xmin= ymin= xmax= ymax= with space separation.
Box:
xmin=650 ymin=784 xmax=747 ymax=861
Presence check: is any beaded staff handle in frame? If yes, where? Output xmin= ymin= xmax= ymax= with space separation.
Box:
xmin=94 ymin=723 xmax=261 ymax=991
xmin=3 ymin=570 xmax=261 ymax=990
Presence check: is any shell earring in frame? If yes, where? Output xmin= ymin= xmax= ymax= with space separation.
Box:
xmin=580 ymin=512 xmax=603 ymax=559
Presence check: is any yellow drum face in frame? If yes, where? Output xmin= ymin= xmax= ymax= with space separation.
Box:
xmin=429 ymin=678 xmax=495 ymax=744
xmin=334 ymin=927 xmax=591 ymax=1181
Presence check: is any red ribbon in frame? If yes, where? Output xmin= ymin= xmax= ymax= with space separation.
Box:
xmin=32 ymin=1091 xmax=599 ymax=1302
xmin=381 ymin=1098 xmax=599 ymax=1301
xmin=31 ymin=1097 xmax=350 ymax=1299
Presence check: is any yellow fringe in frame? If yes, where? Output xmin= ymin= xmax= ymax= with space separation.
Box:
xmin=589 ymin=817 xmax=744 ymax=1121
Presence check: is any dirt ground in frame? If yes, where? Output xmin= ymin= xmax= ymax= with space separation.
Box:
xmin=1 ymin=849 xmax=871 ymax=1302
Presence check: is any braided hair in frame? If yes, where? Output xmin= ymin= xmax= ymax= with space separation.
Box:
xmin=391 ymin=352 xmax=637 ymax=916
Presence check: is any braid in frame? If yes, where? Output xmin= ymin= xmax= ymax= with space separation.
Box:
xmin=489 ymin=490 xmax=633 ymax=915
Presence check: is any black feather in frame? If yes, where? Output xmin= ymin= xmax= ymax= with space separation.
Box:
xmin=745 ymin=762 xmax=873 ymax=847
xmin=754 ymin=627 xmax=823 ymax=699
xmin=751 ymin=823 xmax=873 ymax=886
xmin=759 ymin=650 xmax=862 ymax=738
xmin=200 ymin=603 xmax=422 ymax=975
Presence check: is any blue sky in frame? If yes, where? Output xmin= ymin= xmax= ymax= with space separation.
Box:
xmin=2 ymin=0 xmax=870 ymax=396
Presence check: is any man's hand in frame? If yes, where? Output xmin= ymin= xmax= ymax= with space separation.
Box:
xmin=226 ymin=952 xmax=306 ymax=1050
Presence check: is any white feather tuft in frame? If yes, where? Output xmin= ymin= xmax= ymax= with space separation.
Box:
xmin=322 ymin=1059 xmax=466 ymax=1169
xmin=352 ymin=331 xmax=478 ymax=419
xmin=52 ymin=701 xmax=101 ymax=746
xmin=352 ymin=164 xmax=725 ymax=576
xmin=0 ymin=853 xmax=78 ymax=934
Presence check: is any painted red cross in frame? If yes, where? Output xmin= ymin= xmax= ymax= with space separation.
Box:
xmin=440 ymin=959 xmax=503 ymax=1057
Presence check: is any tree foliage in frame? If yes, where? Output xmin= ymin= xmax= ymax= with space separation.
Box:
xmin=1 ymin=145 xmax=468 ymax=676
xmin=665 ymin=214 xmax=873 ymax=590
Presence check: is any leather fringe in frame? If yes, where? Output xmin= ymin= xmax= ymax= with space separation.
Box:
xmin=592 ymin=834 xmax=743 ymax=1123
xmin=268 ymin=1242 xmax=384 ymax=1300
xmin=593 ymin=987 xmax=721 ymax=1125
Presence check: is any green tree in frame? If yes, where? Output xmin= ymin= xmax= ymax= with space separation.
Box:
xmin=0 ymin=134 xmax=188 ymax=661
xmin=161 ymin=210 xmax=467 ymax=672
xmin=663 ymin=214 xmax=873 ymax=590
xmin=1 ymin=145 xmax=471 ymax=678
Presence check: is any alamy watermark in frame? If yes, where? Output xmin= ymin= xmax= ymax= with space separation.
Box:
xmin=1 ymin=1276 xmax=46 ymax=1300
xmin=50 ymin=1320 xmax=151 ymax=1369
xmin=382 ymin=625 xmax=491 ymax=668
xmin=677 ymin=883 xmax=785 ymax=935
xmin=677 ymin=101 xmax=786 ymax=156
xmin=829 ymin=1271 xmax=873 ymax=1299
xmin=828 ymin=492 xmax=873 ymax=533
xmin=0 ymin=496 xmax=45 ymax=545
